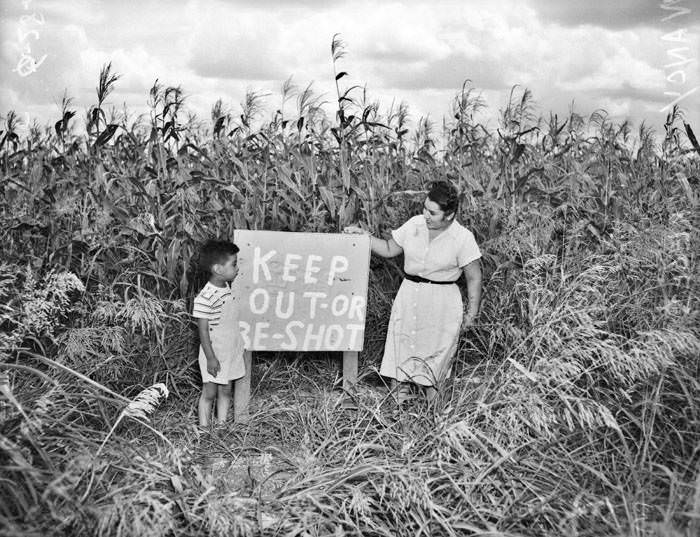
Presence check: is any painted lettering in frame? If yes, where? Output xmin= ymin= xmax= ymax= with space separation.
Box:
xmin=252 ymin=322 xmax=270 ymax=349
xmin=348 ymin=295 xmax=366 ymax=321
xmin=330 ymin=294 xmax=350 ymax=317
xmin=304 ymin=254 xmax=323 ymax=284
xmin=253 ymin=247 xmax=276 ymax=283
xmin=302 ymin=323 xmax=326 ymax=350
xmin=282 ymin=253 xmax=302 ymax=282
xmin=281 ymin=320 xmax=304 ymax=350
xmin=323 ymin=324 xmax=343 ymax=349
xmin=327 ymin=255 xmax=349 ymax=285
xmin=250 ymin=288 xmax=270 ymax=314
xmin=238 ymin=321 xmax=251 ymax=348
xmin=345 ymin=324 xmax=364 ymax=349
xmin=275 ymin=291 xmax=295 ymax=319
xmin=303 ymin=291 xmax=327 ymax=319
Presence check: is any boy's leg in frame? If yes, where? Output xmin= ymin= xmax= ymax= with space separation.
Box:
xmin=199 ymin=383 xmax=218 ymax=427
xmin=216 ymin=383 xmax=233 ymax=424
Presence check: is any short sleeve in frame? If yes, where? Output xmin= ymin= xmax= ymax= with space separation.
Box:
xmin=457 ymin=230 xmax=482 ymax=267
xmin=391 ymin=216 xmax=417 ymax=248
xmin=193 ymin=293 xmax=216 ymax=320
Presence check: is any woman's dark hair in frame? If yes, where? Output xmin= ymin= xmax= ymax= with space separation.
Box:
xmin=427 ymin=181 xmax=459 ymax=216
xmin=199 ymin=239 xmax=239 ymax=271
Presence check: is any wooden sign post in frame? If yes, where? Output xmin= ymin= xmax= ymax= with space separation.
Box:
xmin=230 ymin=230 xmax=371 ymax=421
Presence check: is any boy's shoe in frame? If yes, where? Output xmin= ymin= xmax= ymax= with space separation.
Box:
xmin=340 ymin=394 xmax=358 ymax=410
xmin=234 ymin=412 xmax=251 ymax=425
xmin=194 ymin=424 xmax=211 ymax=437
xmin=212 ymin=421 xmax=229 ymax=436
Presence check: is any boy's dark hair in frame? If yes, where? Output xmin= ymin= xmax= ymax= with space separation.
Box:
xmin=199 ymin=239 xmax=239 ymax=272
xmin=427 ymin=181 xmax=459 ymax=215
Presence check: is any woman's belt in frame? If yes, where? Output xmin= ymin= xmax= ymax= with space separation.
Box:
xmin=404 ymin=273 xmax=457 ymax=285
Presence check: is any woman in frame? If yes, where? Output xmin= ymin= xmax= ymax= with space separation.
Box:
xmin=345 ymin=181 xmax=482 ymax=402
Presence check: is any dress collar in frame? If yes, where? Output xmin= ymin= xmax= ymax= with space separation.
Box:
xmin=420 ymin=215 xmax=461 ymax=241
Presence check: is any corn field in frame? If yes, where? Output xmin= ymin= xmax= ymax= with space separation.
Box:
xmin=1 ymin=50 xmax=699 ymax=536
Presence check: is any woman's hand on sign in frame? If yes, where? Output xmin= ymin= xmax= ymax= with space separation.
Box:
xmin=206 ymin=357 xmax=221 ymax=377
xmin=343 ymin=225 xmax=367 ymax=235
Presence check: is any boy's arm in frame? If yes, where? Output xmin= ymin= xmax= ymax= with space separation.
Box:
xmin=197 ymin=318 xmax=221 ymax=377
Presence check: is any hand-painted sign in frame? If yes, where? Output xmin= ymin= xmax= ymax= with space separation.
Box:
xmin=231 ymin=230 xmax=371 ymax=351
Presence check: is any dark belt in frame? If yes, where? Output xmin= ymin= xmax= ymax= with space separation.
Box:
xmin=404 ymin=273 xmax=457 ymax=285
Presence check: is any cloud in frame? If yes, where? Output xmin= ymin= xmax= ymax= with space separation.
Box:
xmin=378 ymin=52 xmax=509 ymax=91
xmin=345 ymin=1 xmax=532 ymax=91
xmin=526 ymin=0 xmax=700 ymax=29
xmin=222 ymin=0 xmax=346 ymax=6
xmin=591 ymin=81 xmax=668 ymax=104
xmin=1 ymin=0 xmax=698 ymax=136
xmin=186 ymin=2 xmax=305 ymax=81
xmin=189 ymin=38 xmax=287 ymax=81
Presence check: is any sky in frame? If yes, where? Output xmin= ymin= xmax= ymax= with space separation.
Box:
xmin=1 ymin=0 xmax=699 ymax=143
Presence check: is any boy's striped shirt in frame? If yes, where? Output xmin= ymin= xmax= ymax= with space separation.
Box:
xmin=193 ymin=282 xmax=232 ymax=326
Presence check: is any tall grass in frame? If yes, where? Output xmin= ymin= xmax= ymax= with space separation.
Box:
xmin=1 ymin=41 xmax=699 ymax=535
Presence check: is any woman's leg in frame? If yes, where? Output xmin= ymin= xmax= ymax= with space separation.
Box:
xmin=216 ymin=382 xmax=233 ymax=424
xmin=198 ymin=382 xmax=218 ymax=426
xmin=391 ymin=379 xmax=412 ymax=404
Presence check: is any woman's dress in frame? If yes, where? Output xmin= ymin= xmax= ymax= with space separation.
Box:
xmin=379 ymin=215 xmax=481 ymax=386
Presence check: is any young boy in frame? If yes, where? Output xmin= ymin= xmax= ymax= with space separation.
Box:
xmin=193 ymin=239 xmax=246 ymax=427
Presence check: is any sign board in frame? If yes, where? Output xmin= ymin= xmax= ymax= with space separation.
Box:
xmin=231 ymin=230 xmax=371 ymax=351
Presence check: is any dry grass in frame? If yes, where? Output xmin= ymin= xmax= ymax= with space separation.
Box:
xmin=1 ymin=56 xmax=699 ymax=535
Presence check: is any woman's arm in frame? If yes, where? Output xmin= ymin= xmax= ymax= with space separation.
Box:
xmin=461 ymin=259 xmax=482 ymax=327
xmin=197 ymin=318 xmax=221 ymax=376
xmin=369 ymin=235 xmax=403 ymax=258
xmin=344 ymin=226 xmax=403 ymax=258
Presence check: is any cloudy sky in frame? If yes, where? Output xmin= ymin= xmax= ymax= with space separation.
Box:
xmin=1 ymin=0 xmax=699 ymax=141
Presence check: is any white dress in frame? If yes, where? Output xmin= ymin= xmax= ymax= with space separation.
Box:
xmin=379 ymin=215 xmax=481 ymax=386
